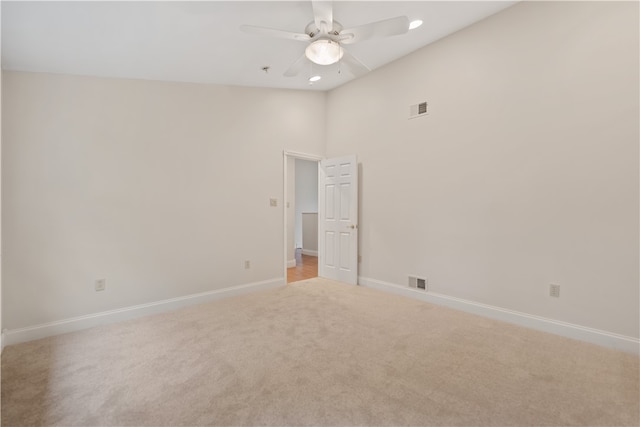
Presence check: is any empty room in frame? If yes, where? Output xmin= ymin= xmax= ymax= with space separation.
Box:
xmin=1 ymin=1 xmax=638 ymax=426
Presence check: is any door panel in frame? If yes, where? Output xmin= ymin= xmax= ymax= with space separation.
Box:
xmin=339 ymin=232 xmax=351 ymax=269
xmin=318 ymin=155 xmax=358 ymax=285
xmin=325 ymin=185 xmax=335 ymax=219
xmin=340 ymin=183 xmax=350 ymax=220
xmin=325 ymin=231 xmax=335 ymax=267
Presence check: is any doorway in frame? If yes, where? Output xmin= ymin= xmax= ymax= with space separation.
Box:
xmin=283 ymin=152 xmax=359 ymax=285
xmin=284 ymin=152 xmax=321 ymax=283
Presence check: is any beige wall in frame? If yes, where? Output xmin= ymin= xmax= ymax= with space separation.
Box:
xmin=2 ymin=1 xmax=639 ymax=344
xmin=326 ymin=1 xmax=639 ymax=338
xmin=2 ymin=71 xmax=325 ymax=329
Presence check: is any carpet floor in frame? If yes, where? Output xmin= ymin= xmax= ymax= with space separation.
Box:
xmin=2 ymin=278 xmax=638 ymax=426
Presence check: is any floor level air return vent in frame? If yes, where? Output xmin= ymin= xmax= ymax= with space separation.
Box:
xmin=408 ymin=275 xmax=427 ymax=290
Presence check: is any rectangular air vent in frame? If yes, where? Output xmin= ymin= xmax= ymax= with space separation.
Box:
xmin=409 ymin=101 xmax=428 ymax=119
xmin=408 ymin=275 xmax=427 ymax=291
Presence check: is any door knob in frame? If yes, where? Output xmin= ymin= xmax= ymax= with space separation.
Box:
xmin=349 ymin=224 xmax=358 ymax=229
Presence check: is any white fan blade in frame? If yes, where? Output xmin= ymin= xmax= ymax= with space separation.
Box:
xmin=339 ymin=16 xmax=410 ymax=45
xmin=312 ymin=0 xmax=333 ymax=33
xmin=240 ymin=25 xmax=310 ymax=42
xmin=284 ymin=54 xmax=310 ymax=77
xmin=340 ymin=50 xmax=370 ymax=77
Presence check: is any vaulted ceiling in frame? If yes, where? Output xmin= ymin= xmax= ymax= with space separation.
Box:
xmin=2 ymin=1 xmax=516 ymax=91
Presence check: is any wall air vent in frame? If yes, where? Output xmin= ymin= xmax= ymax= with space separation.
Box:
xmin=408 ymin=275 xmax=427 ymax=291
xmin=409 ymin=101 xmax=428 ymax=119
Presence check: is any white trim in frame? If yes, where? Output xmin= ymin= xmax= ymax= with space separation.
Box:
xmin=301 ymin=249 xmax=318 ymax=257
xmin=3 ymin=278 xmax=284 ymax=347
xmin=358 ymin=277 xmax=640 ymax=355
xmin=283 ymin=150 xmax=323 ymax=162
xmin=287 ymin=259 xmax=297 ymax=268
xmin=283 ymin=151 xmax=289 ymax=277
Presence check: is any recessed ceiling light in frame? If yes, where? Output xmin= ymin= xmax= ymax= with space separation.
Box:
xmin=309 ymin=75 xmax=322 ymax=82
xmin=409 ymin=20 xmax=423 ymax=30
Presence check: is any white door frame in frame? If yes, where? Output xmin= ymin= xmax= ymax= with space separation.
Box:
xmin=283 ymin=151 xmax=322 ymax=282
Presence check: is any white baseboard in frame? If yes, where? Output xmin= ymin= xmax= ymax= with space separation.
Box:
xmin=358 ymin=277 xmax=640 ymax=355
xmin=3 ymin=277 xmax=284 ymax=347
xmin=301 ymin=249 xmax=318 ymax=257
xmin=287 ymin=259 xmax=296 ymax=268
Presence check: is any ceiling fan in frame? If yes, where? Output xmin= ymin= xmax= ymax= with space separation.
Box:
xmin=240 ymin=0 xmax=410 ymax=78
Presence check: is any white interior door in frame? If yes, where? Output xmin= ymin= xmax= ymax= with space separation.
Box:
xmin=318 ymin=155 xmax=358 ymax=285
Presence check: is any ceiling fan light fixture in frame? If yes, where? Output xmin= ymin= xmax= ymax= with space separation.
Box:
xmin=305 ymin=39 xmax=343 ymax=65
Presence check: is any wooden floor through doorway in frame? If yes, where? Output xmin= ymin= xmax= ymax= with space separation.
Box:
xmin=287 ymin=248 xmax=318 ymax=283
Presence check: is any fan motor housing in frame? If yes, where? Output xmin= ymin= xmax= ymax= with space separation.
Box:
xmin=305 ymin=21 xmax=343 ymax=38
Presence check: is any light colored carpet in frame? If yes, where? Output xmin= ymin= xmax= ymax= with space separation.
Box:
xmin=2 ymin=278 xmax=638 ymax=426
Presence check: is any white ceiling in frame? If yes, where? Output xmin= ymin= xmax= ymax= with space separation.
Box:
xmin=1 ymin=1 xmax=517 ymax=91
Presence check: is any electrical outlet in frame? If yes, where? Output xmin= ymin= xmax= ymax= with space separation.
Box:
xmin=549 ymin=284 xmax=560 ymax=298
xmin=95 ymin=279 xmax=106 ymax=292
xmin=244 ymin=260 xmax=251 ymax=269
